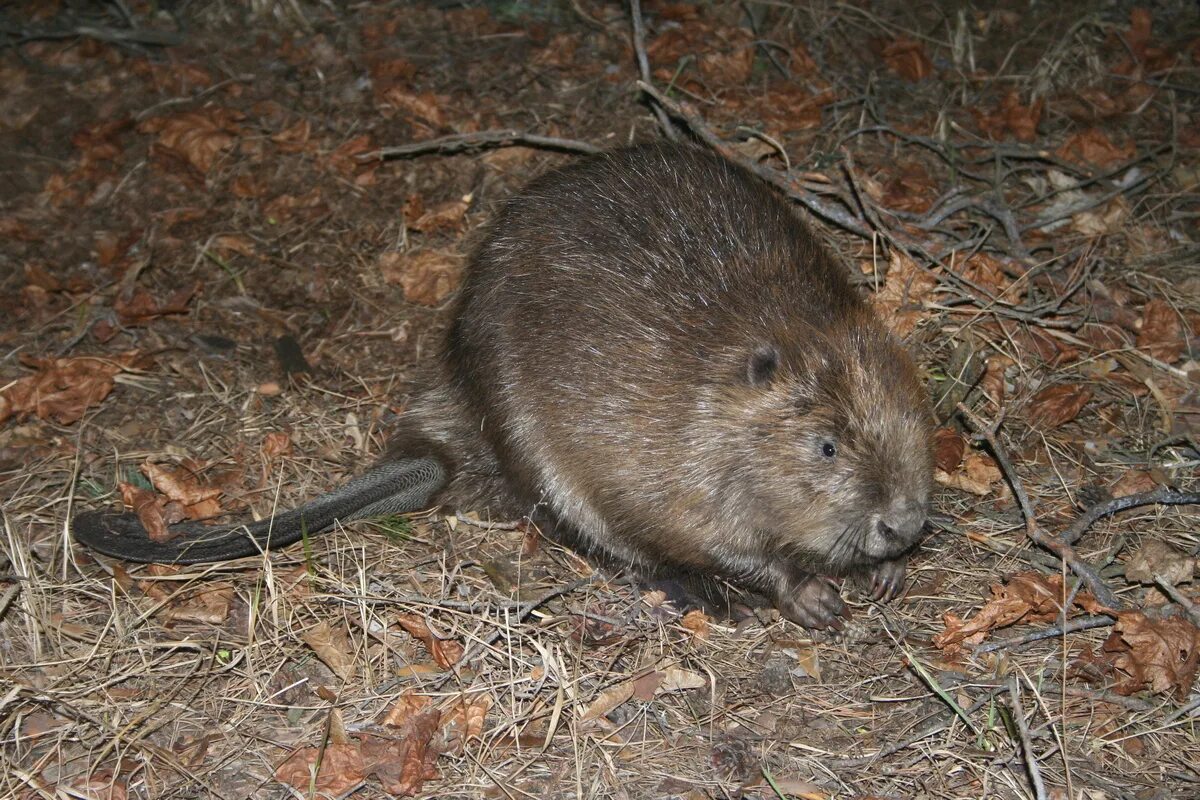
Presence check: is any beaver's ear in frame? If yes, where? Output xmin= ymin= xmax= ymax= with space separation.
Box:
xmin=746 ymin=344 xmax=779 ymax=387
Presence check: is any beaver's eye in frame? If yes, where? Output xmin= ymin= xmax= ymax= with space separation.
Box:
xmin=820 ymin=440 xmax=837 ymax=459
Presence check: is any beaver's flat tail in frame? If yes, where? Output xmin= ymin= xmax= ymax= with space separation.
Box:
xmin=72 ymin=457 xmax=447 ymax=564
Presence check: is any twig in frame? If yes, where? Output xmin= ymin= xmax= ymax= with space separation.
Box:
xmin=361 ymin=130 xmax=600 ymax=162
xmin=1153 ymin=575 xmax=1200 ymax=628
xmin=445 ymin=577 xmax=595 ymax=678
xmin=827 ymin=687 xmax=1005 ymax=768
xmin=629 ymin=0 xmax=677 ymax=140
xmin=974 ymin=614 xmax=1116 ymax=655
xmin=957 ymin=403 xmax=1120 ymax=609
xmin=635 ymin=80 xmax=872 ymax=238
xmin=0 ymin=22 xmax=184 ymax=49
xmin=1008 ymin=676 xmax=1048 ymax=800
xmin=1061 ymin=487 xmax=1200 ymax=545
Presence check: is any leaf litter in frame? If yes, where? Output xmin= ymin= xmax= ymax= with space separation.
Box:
xmin=2 ymin=2 xmax=1200 ymax=799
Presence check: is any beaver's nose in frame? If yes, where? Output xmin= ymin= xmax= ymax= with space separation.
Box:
xmin=877 ymin=499 xmax=926 ymax=543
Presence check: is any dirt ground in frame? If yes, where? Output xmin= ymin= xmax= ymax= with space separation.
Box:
xmin=2 ymin=1 xmax=1199 ymax=798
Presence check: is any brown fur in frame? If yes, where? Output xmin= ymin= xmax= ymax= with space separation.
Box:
xmin=400 ymin=142 xmax=934 ymax=628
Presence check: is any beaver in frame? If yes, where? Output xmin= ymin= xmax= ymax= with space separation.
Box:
xmin=73 ymin=142 xmax=934 ymax=630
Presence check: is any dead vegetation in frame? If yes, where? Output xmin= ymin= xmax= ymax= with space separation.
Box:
xmin=1 ymin=1 xmax=1199 ymax=798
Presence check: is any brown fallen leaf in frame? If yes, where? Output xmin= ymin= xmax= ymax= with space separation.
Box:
xmin=580 ymin=680 xmax=634 ymax=721
xmin=275 ymin=741 xmax=364 ymax=797
xmin=680 ymin=609 xmax=711 ymax=641
xmin=407 ymin=197 xmax=469 ymax=234
xmin=303 ymin=620 xmax=358 ymax=681
xmin=1125 ymin=540 xmax=1196 ymax=587
xmin=933 ymin=427 xmax=965 ymax=473
xmin=261 ymin=431 xmax=292 ymax=460
xmin=0 ymin=351 xmax=143 ymax=425
xmin=1137 ymin=298 xmax=1185 ymax=363
xmin=962 ymin=451 xmax=1002 ymax=488
xmin=658 ymin=666 xmax=707 ymax=693
xmin=1057 ymin=128 xmax=1135 ymax=168
xmin=380 ymin=691 xmax=434 ymax=728
xmin=973 ymin=90 xmax=1044 ymax=142
xmin=878 ymin=36 xmax=933 ymax=82
xmin=361 ymin=711 xmax=442 ymax=797
xmin=1101 ymin=612 xmax=1200 ymax=700
xmin=141 ymin=461 xmax=223 ymax=521
xmin=395 ymin=613 xmax=464 ymax=668
xmin=118 ymin=482 xmax=170 ymax=542
xmin=1111 ymin=469 xmax=1159 ymax=498
xmin=139 ymin=107 xmax=243 ymax=177
xmin=1027 ymin=384 xmax=1092 ymax=430
xmin=439 ymin=693 xmax=492 ymax=755
xmin=379 ymin=249 xmax=463 ymax=307
xmin=380 ymin=89 xmax=447 ymax=128
xmin=933 ymin=573 xmax=1105 ymax=655
xmin=632 ymin=670 xmax=665 ymax=702
xmin=162 ymin=582 xmax=234 ymax=624
xmin=114 ymin=281 xmax=200 ymax=325
xmin=871 ymin=250 xmax=937 ymax=337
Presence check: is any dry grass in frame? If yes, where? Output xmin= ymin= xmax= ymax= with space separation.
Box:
xmin=2 ymin=1 xmax=1199 ymax=798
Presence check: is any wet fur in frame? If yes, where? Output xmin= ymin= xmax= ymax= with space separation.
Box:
xmin=406 ymin=143 xmax=934 ymax=627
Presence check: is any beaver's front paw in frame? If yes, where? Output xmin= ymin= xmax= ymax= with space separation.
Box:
xmin=776 ymin=574 xmax=847 ymax=630
xmin=865 ymin=557 xmax=907 ymax=603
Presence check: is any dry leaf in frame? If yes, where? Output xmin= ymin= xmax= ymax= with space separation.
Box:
xmin=407 ymin=197 xmax=468 ymax=234
xmin=962 ymin=451 xmax=1002 ymax=487
xmin=380 ymin=89 xmax=446 ymax=127
xmin=1027 ymin=384 xmax=1092 ymax=430
xmin=141 ymin=461 xmax=222 ymax=509
xmin=973 ymin=90 xmax=1043 ymax=142
xmin=1125 ymin=540 xmax=1195 ymax=586
xmin=439 ymin=693 xmax=492 ymax=754
xmin=580 ymin=681 xmax=634 ymax=721
xmin=395 ymin=613 xmax=464 ymax=668
xmin=1137 ymin=299 xmax=1185 ymax=363
xmin=1057 ymin=128 xmax=1135 ymax=168
xmin=303 ymin=621 xmax=358 ymax=681
xmin=380 ymin=692 xmax=434 ymax=728
xmin=933 ymin=427 xmax=965 ymax=473
xmin=680 ymin=609 xmax=711 ymax=641
xmin=139 ymin=107 xmax=242 ymax=177
xmin=361 ymin=711 xmax=442 ymax=796
xmin=114 ymin=281 xmax=200 ymax=325
xmin=163 ymin=582 xmax=234 ymax=624
xmin=933 ymin=573 xmax=1105 ymax=655
xmin=632 ymin=670 xmax=664 ymax=701
xmin=261 ymin=431 xmax=292 ymax=460
xmin=119 ymin=483 xmax=169 ymax=542
xmin=1102 ymin=612 xmax=1200 ymax=700
xmin=657 ymin=666 xmax=707 ymax=693
xmin=275 ymin=742 xmax=364 ymax=797
xmin=879 ymin=36 xmax=933 ymax=82
xmin=871 ymin=250 xmax=937 ymax=337
xmin=0 ymin=351 xmax=142 ymax=425
xmin=1111 ymin=469 xmax=1159 ymax=498
xmin=379 ymin=249 xmax=463 ymax=307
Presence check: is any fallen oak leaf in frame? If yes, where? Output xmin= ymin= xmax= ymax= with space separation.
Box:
xmin=0 ymin=351 xmax=145 ymax=425
xmin=114 ymin=281 xmax=200 ymax=325
xmin=395 ymin=613 xmax=464 ymax=668
xmin=579 ymin=680 xmax=634 ymax=721
xmin=439 ymin=693 xmax=492 ymax=755
xmin=275 ymin=742 xmax=364 ymax=797
xmin=1027 ymin=384 xmax=1092 ymax=430
xmin=1101 ymin=612 xmax=1200 ymax=700
xmin=933 ymin=573 xmax=1105 ymax=654
xmin=303 ymin=621 xmax=358 ymax=681
xmin=361 ymin=710 xmax=442 ymax=797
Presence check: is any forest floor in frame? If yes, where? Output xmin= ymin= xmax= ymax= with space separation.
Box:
xmin=2 ymin=1 xmax=1199 ymax=798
